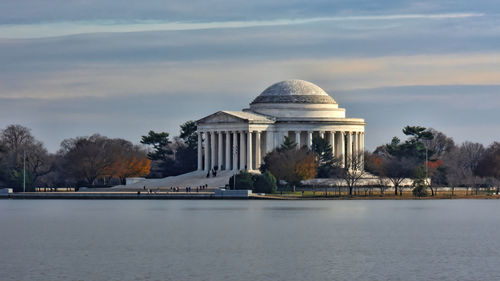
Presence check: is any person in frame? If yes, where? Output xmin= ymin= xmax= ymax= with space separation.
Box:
xmin=137 ymin=191 xmax=140 ymax=195
xmin=143 ymin=186 xmax=146 ymax=190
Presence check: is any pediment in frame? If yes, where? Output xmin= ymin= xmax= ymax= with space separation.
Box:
xmin=196 ymin=111 xmax=248 ymax=124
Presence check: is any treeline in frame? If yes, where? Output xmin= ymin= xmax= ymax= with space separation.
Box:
xmin=0 ymin=121 xmax=199 ymax=191
xmin=365 ymin=126 xmax=500 ymax=196
xmin=1 ymin=122 xmax=498 ymax=196
xmin=0 ymin=125 xmax=151 ymax=191
xmin=232 ymin=125 xmax=499 ymax=196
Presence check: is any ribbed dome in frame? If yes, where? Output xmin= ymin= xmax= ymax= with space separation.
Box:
xmin=251 ymin=80 xmax=336 ymax=104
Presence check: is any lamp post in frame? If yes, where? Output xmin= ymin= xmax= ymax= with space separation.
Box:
xmin=23 ymin=150 xmax=26 ymax=193
xmin=425 ymin=144 xmax=428 ymax=186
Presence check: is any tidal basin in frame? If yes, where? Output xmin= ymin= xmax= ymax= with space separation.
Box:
xmin=1 ymin=200 xmax=499 ymax=281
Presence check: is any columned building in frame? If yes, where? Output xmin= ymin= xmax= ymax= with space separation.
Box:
xmin=196 ymin=80 xmax=366 ymax=172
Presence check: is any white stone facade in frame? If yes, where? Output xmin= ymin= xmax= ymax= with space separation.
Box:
xmin=196 ymin=80 xmax=366 ymax=172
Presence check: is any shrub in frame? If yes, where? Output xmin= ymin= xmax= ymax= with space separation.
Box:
xmin=412 ymin=185 xmax=429 ymax=197
xmin=228 ymin=171 xmax=254 ymax=190
xmin=254 ymin=171 xmax=277 ymax=194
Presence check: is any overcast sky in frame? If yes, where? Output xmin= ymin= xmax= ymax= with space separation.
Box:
xmin=1 ymin=0 xmax=499 ymax=152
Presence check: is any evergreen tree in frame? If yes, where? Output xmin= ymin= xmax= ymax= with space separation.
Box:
xmin=140 ymin=131 xmax=172 ymax=160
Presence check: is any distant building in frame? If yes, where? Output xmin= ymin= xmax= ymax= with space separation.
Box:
xmin=196 ymin=79 xmax=366 ymax=172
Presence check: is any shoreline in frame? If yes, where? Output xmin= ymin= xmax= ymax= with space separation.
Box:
xmin=1 ymin=192 xmax=499 ymax=200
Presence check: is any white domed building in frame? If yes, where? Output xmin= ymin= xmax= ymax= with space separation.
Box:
xmin=196 ymin=80 xmax=366 ymax=172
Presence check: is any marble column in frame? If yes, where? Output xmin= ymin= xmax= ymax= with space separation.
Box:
xmin=232 ymin=131 xmax=238 ymax=171
xmin=329 ymin=131 xmax=335 ymax=157
xmin=197 ymin=132 xmax=202 ymax=170
xmin=218 ymin=131 xmax=223 ymax=171
xmin=360 ymin=132 xmax=365 ymax=171
xmin=337 ymin=131 xmax=345 ymax=168
xmin=319 ymin=131 xmax=325 ymax=139
xmin=265 ymin=131 xmax=274 ymax=154
xmin=346 ymin=132 xmax=352 ymax=168
xmin=295 ymin=131 xmax=301 ymax=148
xmin=239 ymin=131 xmax=246 ymax=170
xmin=307 ymin=131 xmax=312 ymax=149
xmin=255 ymin=131 xmax=261 ymax=169
xmin=225 ymin=132 xmax=231 ymax=171
xmin=247 ymin=131 xmax=252 ymax=170
xmin=353 ymin=132 xmax=358 ymax=158
xmin=210 ymin=131 xmax=216 ymax=171
xmin=204 ymin=132 xmax=209 ymax=172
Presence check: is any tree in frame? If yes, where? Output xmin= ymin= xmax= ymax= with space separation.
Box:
xmin=140 ymin=130 xmax=172 ymax=160
xmin=341 ymin=152 xmax=366 ymax=196
xmin=386 ymin=126 xmax=434 ymax=161
xmin=475 ymin=142 xmax=500 ymax=194
xmin=444 ymin=142 xmax=485 ymax=196
xmin=278 ymin=136 xmax=297 ymax=152
xmin=59 ymin=135 xmax=151 ymax=187
xmin=0 ymin=125 xmax=53 ymax=191
xmin=261 ymin=147 xmax=317 ymax=191
xmin=385 ymin=157 xmax=417 ymax=196
xmin=179 ymin=121 xmax=198 ymax=150
xmin=176 ymin=121 xmax=198 ymax=173
xmin=381 ymin=126 xmax=437 ymax=195
xmin=364 ymin=151 xmax=389 ymax=195
xmin=104 ymin=140 xmax=150 ymax=184
xmin=59 ymin=134 xmax=115 ymax=186
xmin=427 ymin=129 xmax=455 ymax=159
xmin=253 ymin=171 xmax=277 ymax=194
xmin=312 ymin=136 xmax=341 ymax=178
xmin=141 ymin=123 xmax=198 ymax=178
xmin=228 ymin=171 xmax=254 ymax=190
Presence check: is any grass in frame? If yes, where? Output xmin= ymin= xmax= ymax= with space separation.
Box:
xmin=264 ymin=189 xmax=499 ymax=200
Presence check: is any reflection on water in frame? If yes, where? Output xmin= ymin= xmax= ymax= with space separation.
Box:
xmin=0 ymin=199 xmax=499 ymax=281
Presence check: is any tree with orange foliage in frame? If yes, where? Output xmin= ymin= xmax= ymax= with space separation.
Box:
xmin=261 ymin=142 xmax=317 ymax=191
xmin=60 ymin=135 xmax=150 ymax=186
xmin=105 ymin=141 xmax=150 ymax=184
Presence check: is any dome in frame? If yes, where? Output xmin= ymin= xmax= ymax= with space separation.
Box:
xmin=251 ymin=79 xmax=336 ymax=105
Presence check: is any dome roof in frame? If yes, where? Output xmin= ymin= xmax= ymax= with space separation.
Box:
xmin=251 ymin=79 xmax=336 ymax=104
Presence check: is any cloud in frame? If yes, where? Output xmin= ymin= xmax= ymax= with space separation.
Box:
xmin=0 ymin=13 xmax=484 ymax=39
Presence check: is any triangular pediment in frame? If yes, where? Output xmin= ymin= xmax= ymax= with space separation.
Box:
xmin=196 ymin=111 xmax=249 ymax=124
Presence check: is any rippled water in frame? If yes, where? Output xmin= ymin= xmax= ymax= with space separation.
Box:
xmin=0 ymin=199 xmax=499 ymax=281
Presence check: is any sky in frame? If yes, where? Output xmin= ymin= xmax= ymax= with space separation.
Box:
xmin=0 ymin=0 xmax=499 ymax=152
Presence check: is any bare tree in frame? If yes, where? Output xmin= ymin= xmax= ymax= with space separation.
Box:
xmin=0 ymin=125 xmax=53 ymax=191
xmin=59 ymin=134 xmax=116 ymax=186
xmin=427 ymin=128 xmax=455 ymax=159
xmin=341 ymin=152 xmax=366 ymax=196
xmin=444 ymin=142 xmax=485 ymax=196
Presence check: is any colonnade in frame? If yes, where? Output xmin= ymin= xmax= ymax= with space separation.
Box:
xmin=197 ymin=130 xmax=364 ymax=172
xmin=197 ymin=130 xmax=263 ymax=172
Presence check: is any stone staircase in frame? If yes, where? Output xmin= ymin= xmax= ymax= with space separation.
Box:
xmin=111 ymin=170 xmax=235 ymax=191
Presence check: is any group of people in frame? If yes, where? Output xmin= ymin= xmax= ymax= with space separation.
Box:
xmin=207 ymin=168 xmax=218 ymax=178
xmin=136 ymin=184 xmax=210 ymax=195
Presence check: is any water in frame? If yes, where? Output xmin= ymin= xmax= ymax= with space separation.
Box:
xmin=0 ymin=199 xmax=499 ymax=281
